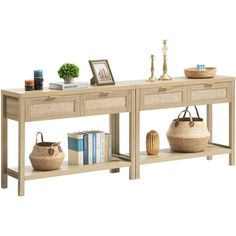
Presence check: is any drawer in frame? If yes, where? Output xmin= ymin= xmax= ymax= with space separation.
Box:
xmin=140 ymin=86 xmax=186 ymax=110
xmin=26 ymin=95 xmax=79 ymax=121
xmin=187 ymin=82 xmax=231 ymax=105
xmin=81 ymin=90 xmax=131 ymax=115
xmin=6 ymin=97 xmax=19 ymax=121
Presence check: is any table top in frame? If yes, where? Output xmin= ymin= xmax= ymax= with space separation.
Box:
xmin=1 ymin=76 xmax=235 ymax=98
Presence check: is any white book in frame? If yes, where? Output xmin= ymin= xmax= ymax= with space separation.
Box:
xmin=68 ymin=132 xmax=84 ymax=166
xmin=100 ymin=132 xmax=105 ymax=163
xmin=95 ymin=131 xmax=101 ymax=163
xmin=87 ymin=132 xmax=93 ymax=165
xmin=49 ymin=81 xmax=89 ymax=90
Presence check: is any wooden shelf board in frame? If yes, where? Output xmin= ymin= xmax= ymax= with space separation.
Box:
xmin=140 ymin=144 xmax=231 ymax=165
xmin=8 ymin=156 xmax=131 ymax=181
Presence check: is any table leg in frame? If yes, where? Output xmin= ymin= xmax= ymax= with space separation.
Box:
xmin=109 ymin=113 xmax=120 ymax=173
xmin=1 ymin=94 xmax=8 ymax=188
xmin=129 ymin=90 xmax=136 ymax=180
xmin=229 ymin=81 xmax=235 ymax=165
xmin=135 ymin=89 xmax=140 ymax=179
xmin=18 ymin=99 xmax=25 ymax=196
xmin=207 ymin=104 xmax=213 ymax=160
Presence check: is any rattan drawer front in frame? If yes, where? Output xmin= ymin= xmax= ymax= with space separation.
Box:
xmin=26 ymin=95 xmax=79 ymax=121
xmin=188 ymin=82 xmax=231 ymax=104
xmin=140 ymin=86 xmax=186 ymax=110
xmin=81 ymin=91 xmax=131 ymax=115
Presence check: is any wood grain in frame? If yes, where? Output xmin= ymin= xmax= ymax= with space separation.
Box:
xmin=229 ymin=81 xmax=235 ymax=165
xmin=18 ymin=98 xmax=25 ymax=196
xmin=1 ymin=94 xmax=8 ymax=188
xmin=140 ymin=144 xmax=231 ymax=165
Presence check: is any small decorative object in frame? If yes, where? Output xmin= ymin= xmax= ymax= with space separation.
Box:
xmin=184 ymin=67 xmax=216 ymax=79
xmin=58 ymin=63 xmax=80 ymax=84
xmin=159 ymin=40 xmax=172 ymax=80
xmin=25 ymin=80 xmax=35 ymax=91
xmin=34 ymin=70 xmax=43 ymax=78
xmin=29 ymin=132 xmax=65 ymax=171
xmin=196 ymin=64 xmax=206 ymax=71
xmin=34 ymin=69 xmax=44 ymax=90
xmin=167 ymin=106 xmax=210 ymax=153
xmin=89 ymin=59 xmax=115 ymax=86
xmin=147 ymin=55 xmax=157 ymax=82
xmin=146 ymin=130 xmax=159 ymax=155
xmin=49 ymin=81 xmax=89 ymax=90
xmin=34 ymin=78 xmax=44 ymax=90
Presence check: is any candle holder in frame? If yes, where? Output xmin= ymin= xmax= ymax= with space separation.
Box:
xmin=159 ymin=40 xmax=172 ymax=80
xmin=34 ymin=69 xmax=44 ymax=90
xmin=147 ymin=54 xmax=157 ymax=82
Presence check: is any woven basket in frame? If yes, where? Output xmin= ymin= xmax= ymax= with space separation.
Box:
xmin=29 ymin=132 xmax=65 ymax=171
xmin=167 ymin=106 xmax=210 ymax=153
xmin=184 ymin=67 xmax=216 ymax=79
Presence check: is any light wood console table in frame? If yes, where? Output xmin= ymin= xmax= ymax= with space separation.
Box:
xmin=134 ymin=76 xmax=235 ymax=178
xmin=1 ymin=76 xmax=235 ymax=196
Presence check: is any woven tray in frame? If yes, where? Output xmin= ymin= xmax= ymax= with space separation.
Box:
xmin=184 ymin=67 xmax=216 ymax=79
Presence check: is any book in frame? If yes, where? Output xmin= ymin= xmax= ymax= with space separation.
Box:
xmin=68 ymin=130 xmax=112 ymax=165
xmin=104 ymin=133 xmax=109 ymax=162
xmin=95 ymin=131 xmax=101 ymax=163
xmin=92 ymin=132 xmax=96 ymax=164
xmin=100 ymin=132 xmax=105 ymax=163
xmin=87 ymin=131 xmax=93 ymax=165
xmin=83 ymin=133 xmax=89 ymax=165
xmin=68 ymin=133 xmax=84 ymax=165
xmin=49 ymin=81 xmax=89 ymax=90
xmin=108 ymin=133 xmax=112 ymax=161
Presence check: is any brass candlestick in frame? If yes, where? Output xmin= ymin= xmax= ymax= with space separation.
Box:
xmin=147 ymin=54 xmax=157 ymax=82
xmin=159 ymin=40 xmax=172 ymax=80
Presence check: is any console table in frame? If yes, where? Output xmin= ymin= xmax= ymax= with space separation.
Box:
xmin=1 ymin=76 xmax=235 ymax=196
xmin=134 ymin=76 xmax=235 ymax=178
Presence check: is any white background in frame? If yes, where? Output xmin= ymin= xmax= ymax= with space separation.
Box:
xmin=0 ymin=0 xmax=236 ymax=235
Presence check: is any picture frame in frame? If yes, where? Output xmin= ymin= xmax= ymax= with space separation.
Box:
xmin=89 ymin=60 xmax=115 ymax=86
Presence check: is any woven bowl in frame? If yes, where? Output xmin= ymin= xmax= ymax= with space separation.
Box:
xmin=184 ymin=67 xmax=216 ymax=79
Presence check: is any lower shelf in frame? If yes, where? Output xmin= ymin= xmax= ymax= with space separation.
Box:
xmin=8 ymin=155 xmax=131 ymax=181
xmin=7 ymin=144 xmax=232 ymax=181
xmin=140 ymin=143 xmax=232 ymax=165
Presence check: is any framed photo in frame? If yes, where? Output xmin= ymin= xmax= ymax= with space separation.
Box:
xmin=89 ymin=60 xmax=115 ymax=86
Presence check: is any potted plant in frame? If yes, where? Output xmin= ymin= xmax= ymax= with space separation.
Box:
xmin=58 ymin=63 xmax=80 ymax=84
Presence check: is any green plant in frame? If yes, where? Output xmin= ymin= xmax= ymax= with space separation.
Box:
xmin=58 ymin=63 xmax=80 ymax=79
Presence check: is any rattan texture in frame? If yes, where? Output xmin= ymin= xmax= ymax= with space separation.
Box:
xmin=29 ymin=132 xmax=65 ymax=171
xmin=167 ymin=107 xmax=210 ymax=153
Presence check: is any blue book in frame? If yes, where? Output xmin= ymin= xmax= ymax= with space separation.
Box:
xmin=83 ymin=133 xmax=89 ymax=165
xmin=92 ymin=132 xmax=96 ymax=164
xmin=67 ymin=133 xmax=84 ymax=165
xmin=100 ymin=132 xmax=105 ymax=163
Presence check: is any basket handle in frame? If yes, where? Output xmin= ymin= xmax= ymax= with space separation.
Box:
xmin=183 ymin=106 xmax=200 ymax=118
xmin=175 ymin=110 xmax=194 ymax=127
xmin=51 ymin=142 xmax=61 ymax=146
xmin=36 ymin=132 xmax=44 ymax=144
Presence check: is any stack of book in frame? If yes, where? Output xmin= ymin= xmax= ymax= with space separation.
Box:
xmin=67 ymin=131 xmax=112 ymax=166
xmin=49 ymin=81 xmax=89 ymax=90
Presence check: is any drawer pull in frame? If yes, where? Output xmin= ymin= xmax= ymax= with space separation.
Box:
xmin=204 ymin=83 xmax=215 ymax=87
xmin=99 ymin=92 xmax=109 ymax=97
xmin=158 ymin=87 xmax=168 ymax=92
xmin=47 ymin=95 xmax=60 ymax=100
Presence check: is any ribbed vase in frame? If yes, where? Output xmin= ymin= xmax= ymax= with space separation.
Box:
xmin=146 ymin=130 xmax=159 ymax=155
xmin=64 ymin=77 xmax=74 ymax=84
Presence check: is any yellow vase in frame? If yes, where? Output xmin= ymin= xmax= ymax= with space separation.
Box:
xmin=146 ymin=130 xmax=159 ymax=155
